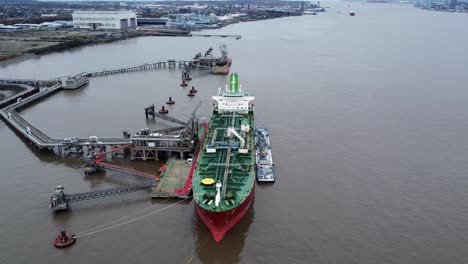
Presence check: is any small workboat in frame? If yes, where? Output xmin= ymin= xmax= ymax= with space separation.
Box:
xmin=54 ymin=230 xmax=76 ymax=248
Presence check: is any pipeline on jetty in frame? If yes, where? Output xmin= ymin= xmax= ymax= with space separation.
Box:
xmin=0 ymin=57 xmax=205 ymax=153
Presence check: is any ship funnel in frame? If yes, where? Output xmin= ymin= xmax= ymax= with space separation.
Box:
xmin=229 ymin=73 xmax=239 ymax=93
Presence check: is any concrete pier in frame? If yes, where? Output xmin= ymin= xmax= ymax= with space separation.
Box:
xmin=151 ymin=159 xmax=191 ymax=198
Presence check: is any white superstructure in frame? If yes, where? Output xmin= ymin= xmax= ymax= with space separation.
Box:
xmin=212 ymin=73 xmax=254 ymax=114
xmin=72 ymin=10 xmax=137 ymax=30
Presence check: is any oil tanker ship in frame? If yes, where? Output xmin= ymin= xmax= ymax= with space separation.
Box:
xmin=192 ymin=73 xmax=255 ymax=242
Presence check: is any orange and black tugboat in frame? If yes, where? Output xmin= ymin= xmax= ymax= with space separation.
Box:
xmin=54 ymin=230 xmax=76 ymax=248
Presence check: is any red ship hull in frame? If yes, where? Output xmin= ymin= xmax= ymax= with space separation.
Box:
xmin=195 ymin=184 xmax=255 ymax=242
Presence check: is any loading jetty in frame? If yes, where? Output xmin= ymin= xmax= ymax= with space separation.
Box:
xmin=189 ymin=33 xmax=241 ymax=40
xmin=0 ymin=47 xmax=226 ymax=211
xmin=0 ymin=46 xmax=228 ymax=152
xmin=151 ymin=122 xmax=208 ymax=198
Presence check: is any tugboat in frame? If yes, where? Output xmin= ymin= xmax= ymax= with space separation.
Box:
xmin=49 ymin=185 xmax=68 ymax=211
xmin=54 ymin=230 xmax=76 ymax=248
xmin=255 ymin=127 xmax=275 ymax=182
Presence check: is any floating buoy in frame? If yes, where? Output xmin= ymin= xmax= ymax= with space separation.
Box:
xmin=166 ymin=97 xmax=175 ymax=105
xmin=180 ymin=80 xmax=187 ymax=87
xmin=201 ymin=178 xmax=215 ymax=185
xmin=54 ymin=230 xmax=76 ymax=249
xmin=191 ymin=86 xmax=198 ymax=93
xmin=159 ymin=106 xmax=168 ymax=114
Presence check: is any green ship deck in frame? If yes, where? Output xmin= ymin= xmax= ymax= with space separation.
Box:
xmin=192 ymin=111 xmax=255 ymax=212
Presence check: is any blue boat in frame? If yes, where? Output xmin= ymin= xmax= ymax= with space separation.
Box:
xmin=255 ymin=126 xmax=275 ymax=182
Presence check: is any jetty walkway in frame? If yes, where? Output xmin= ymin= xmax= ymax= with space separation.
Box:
xmin=84 ymin=60 xmax=192 ymax=78
xmin=0 ymin=83 xmax=130 ymax=150
xmin=0 ymin=57 xmax=204 ymax=152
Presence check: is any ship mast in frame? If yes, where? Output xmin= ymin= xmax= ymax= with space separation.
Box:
xmin=219 ymin=44 xmax=228 ymax=61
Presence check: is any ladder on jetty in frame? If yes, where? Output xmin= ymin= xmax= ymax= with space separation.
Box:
xmin=66 ymin=183 xmax=154 ymax=203
xmin=94 ymin=161 xmax=159 ymax=181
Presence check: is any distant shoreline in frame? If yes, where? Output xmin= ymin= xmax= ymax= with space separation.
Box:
xmin=0 ymin=13 xmax=299 ymax=66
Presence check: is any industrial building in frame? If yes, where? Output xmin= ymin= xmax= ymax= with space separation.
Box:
xmin=72 ymin=11 xmax=137 ymax=30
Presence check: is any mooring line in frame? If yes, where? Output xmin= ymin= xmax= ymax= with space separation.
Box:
xmin=75 ymin=197 xmax=190 ymax=238
xmin=75 ymin=196 xmax=175 ymax=236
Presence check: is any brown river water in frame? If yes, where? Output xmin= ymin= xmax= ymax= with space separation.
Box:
xmin=1 ymin=2 xmax=468 ymax=263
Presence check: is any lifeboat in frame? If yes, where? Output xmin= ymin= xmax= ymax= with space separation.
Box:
xmin=159 ymin=106 xmax=168 ymax=114
xmin=191 ymin=86 xmax=198 ymax=93
xmin=166 ymin=97 xmax=175 ymax=105
xmin=180 ymin=80 xmax=188 ymax=87
xmin=54 ymin=231 xmax=76 ymax=249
